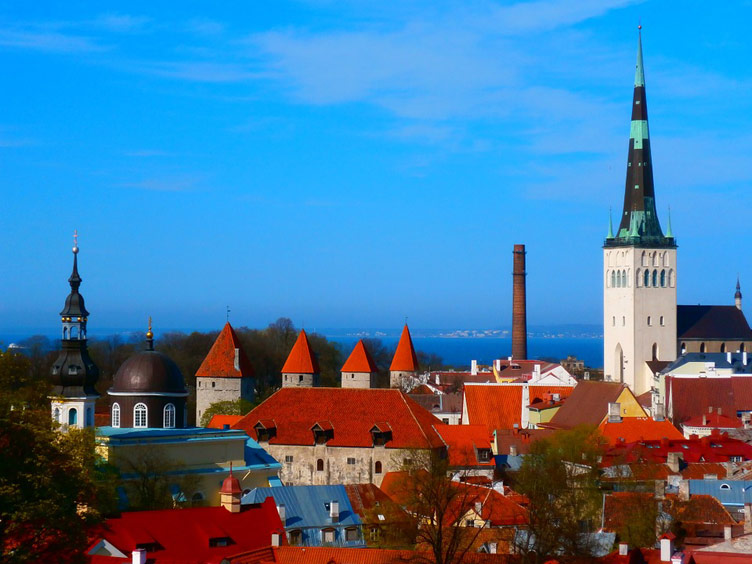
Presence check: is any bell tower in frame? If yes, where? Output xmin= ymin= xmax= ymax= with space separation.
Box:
xmin=603 ymin=30 xmax=677 ymax=396
xmin=50 ymin=231 xmax=100 ymax=429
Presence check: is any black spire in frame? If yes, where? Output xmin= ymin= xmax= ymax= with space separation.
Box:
xmin=606 ymin=29 xmax=675 ymax=249
xmin=50 ymin=232 xmax=99 ymax=398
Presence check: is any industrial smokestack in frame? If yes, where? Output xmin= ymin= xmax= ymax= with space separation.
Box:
xmin=512 ymin=244 xmax=528 ymax=360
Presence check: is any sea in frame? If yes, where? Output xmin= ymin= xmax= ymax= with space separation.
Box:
xmin=1 ymin=330 xmax=605 ymax=370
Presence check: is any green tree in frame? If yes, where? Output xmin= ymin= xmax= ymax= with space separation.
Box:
xmin=199 ymin=398 xmax=255 ymax=427
xmin=511 ymin=426 xmax=606 ymax=564
xmin=0 ymin=349 xmax=115 ymax=563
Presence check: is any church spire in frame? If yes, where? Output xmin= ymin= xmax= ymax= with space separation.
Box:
xmin=608 ymin=28 xmax=674 ymax=249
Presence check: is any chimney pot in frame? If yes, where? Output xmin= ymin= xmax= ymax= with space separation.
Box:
xmin=660 ymin=536 xmax=674 ymax=562
xmin=330 ymin=500 xmax=339 ymax=522
xmin=271 ymin=532 xmax=281 ymax=547
xmin=132 ymin=549 xmax=147 ymax=564
xmin=619 ymin=543 xmax=629 ymax=556
xmin=277 ymin=503 xmax=286 ymax=525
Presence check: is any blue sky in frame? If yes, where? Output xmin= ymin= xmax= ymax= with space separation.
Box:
xmin=2 ymin=1 xmax=751 ymax=333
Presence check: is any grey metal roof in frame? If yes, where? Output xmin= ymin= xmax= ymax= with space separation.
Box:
xmin=688 ymin=479 xmax=752 ymax=505
xmin=660 ymin=352 xmax=752 ymax=375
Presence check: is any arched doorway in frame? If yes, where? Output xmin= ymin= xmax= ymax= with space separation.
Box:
xmin=615 ymin=344 xmax=624 ymax=383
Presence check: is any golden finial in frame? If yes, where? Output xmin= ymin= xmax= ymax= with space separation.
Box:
xmin=146 ymin=316 xmax=153 ymax=339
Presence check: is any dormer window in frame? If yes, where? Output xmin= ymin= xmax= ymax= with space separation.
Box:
xmin=311 ymin=421 xmax=334 ymax=444
xmin=477 ymin=448 xmax=491 ymax=462
xmin=370 ymin=423 xmax=393 ymax=446
xmin=208 ymin=536 xmax=233 ymax=548
xmin=254 ymin=420 xmax=277 ymax=442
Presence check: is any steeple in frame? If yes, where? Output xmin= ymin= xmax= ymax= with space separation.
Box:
xmin=50 ymin=232 xmax=100 ymax=429
xmin=607 ymin=29 xmax=675 ymax=249
xmin=736 ymin=277 xmax=743 ymax=311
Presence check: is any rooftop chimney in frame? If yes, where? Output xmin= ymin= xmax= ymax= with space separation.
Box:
xmin=608 ymin=402 xmax=622 ymax=423
xmin=277 ymin=503 xmax=286 ymax=525
xmin=271 ymin=531 xmax=281 ymax=547
xmin=618 ymin=543 xmax=629 ymax=556
xmin=330 ymin=500 xmax=339 ymax=522
xmin=471 ymin=360 xmax=478 ymax=376
xmin=660 ymin=535 xmax=674 ymax=562
xmin=512 ymin=244 xmax=528 ymax=361
xmin=132 ymin=549 xmax=147 ymax=564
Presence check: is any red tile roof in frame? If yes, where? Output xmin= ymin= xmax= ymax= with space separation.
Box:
xmin=86 ymin=497 xmax=283 ymax=564
xmin=683 ymin=413 xmax=743 ymax=429
xmin=280 ymin=330 xmax=319 ymax=374
xmin=240 ymin=546 xmax=519 ymax=564
xmin=463 ymin=384 xmax=576 ymax=432
xmin=196 ymin=322 xmax=255 ymax=378
xmin=436 ymin=424 xmax=494 ymax=467
xmin=207 ymin=414 xmax=244 ymax=429
xmin=493 ymin=428 xmax=555 ymax=455
xmin=599 ymin=417 xmax=684 ymax=446
xmin=390 ymin=325 xmax=419 ymax=372
xmin=666 ymin=376 xmax=752 ymax=425
xmin=232 ymin=388 xmax=446 ymax=449
xmin=341 ymin=339 xmax=378 ymax=373
xmin=548 ymin=381 xmax=639 ymax=429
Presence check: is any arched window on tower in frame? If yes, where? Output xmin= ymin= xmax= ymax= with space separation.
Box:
xmin=622 ymin=270 xmax=627 ymax=287
xmin=681 ymin=343 xmax=687 ymax=354
xmin=611 ymin=271 xmax=616 ymax=288
xmin=700 ymin=343 xmax=706 ymax=353
xmin=163 ymin=403 xmax=176 ymax=429
xmin=53 ymin=407 xmax=60 ymax=422
xmin=652 ymin=252 xmax=658 ymax=266
xmin=70 ymin=326 xmax=78 ymax=339
xmin=375 ymin=461 xmax=382 ymax=474
xmin=112 ymin=403 xmax=120 ymax=428
xmin=63 ymin=327 xmax=68 ymax=340
xmin=134 ymin=403 xmax=148 ymax=428
xmin=68 ymin=408 xmax=78 ymax=426
xmin=652 ymin=343 xmax=659 ymax=361
xmin=652 ymin=270 xmax=658 ymax=287
xmin=641 ymin=251 xmax=647 ymax=266
xmin=316 ymin=459 xmax=324 ymax=472
xmin=669 ymin=269 xmax=675 ymax=287
xmin=741 ymin=343 xmax=746 ymax=353
xmin=660 ymin=270 xmax=666 ymax=287
xmin=721 ymin=343 xmax=726 ymax=353
xmin=644 ymin=270 xmax=650 ymax=287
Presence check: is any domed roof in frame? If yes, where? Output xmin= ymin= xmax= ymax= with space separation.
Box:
xmin=111 ymin=348 xmax=187 ymax=395
xmin=220 ymin=472 xmax=241 ymax=494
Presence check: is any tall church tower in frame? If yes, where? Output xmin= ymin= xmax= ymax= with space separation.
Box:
xmin=603 ymin=30 xmax=677 ymax=396
xmin=50 ymin=232 xmax=100 ymax=429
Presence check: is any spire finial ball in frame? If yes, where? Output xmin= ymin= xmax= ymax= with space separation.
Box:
xmin=638 ymin=24 xmax=642 ymax=30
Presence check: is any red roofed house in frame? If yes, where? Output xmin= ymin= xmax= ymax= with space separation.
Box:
xmin=682 ymin=410 xmax=744 ymax=439
xmin=390 ymin=324 xmax=419 ymax=389
xmin=281 ymin=329 xmax=320 ymax=388
xmin=196 ymin=322 xmax=256 ymax=425
xmin=599 ymin=417 xmax=684 ymax=446
xmin=544 ymin=381 xmax=647 ymax=430
xmin=232 ymin=388 xmax=447 ymax=486
xmin=341 ymin=339 xmax=379 ymax=389
xmin=87 ymin=475 xmax=284 ymax=564
xmin=207 ymin=414 xmax=243 ymax=429
xmin=461 ymin=382 xmax=576 ymax=432
xmin=435 ymin=424 xmax=494 ymax=480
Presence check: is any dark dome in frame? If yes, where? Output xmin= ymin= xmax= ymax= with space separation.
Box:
xmin=111 ymin=350 xmax=187 ymax=394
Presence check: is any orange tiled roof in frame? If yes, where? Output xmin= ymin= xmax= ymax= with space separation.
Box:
xmin=341 ymin=339 xmax=378 ymax=373
xmin=243 ymin=546 xmax=519 ymax=564
xmin=207 ymin=414 xmax=244 ymax=429
xmin=196 ymin=322 xmax=254 ymax=378
xmin=281 ymin=330 xmax=319 ymax=374
xmin=436 ymin=424 xmax=494 ymax=467
xmin=232 ymin=388 xmax=446 ymax=449
xmin=463 ymin=384 xmax=576 ymax=432
xmin=598 ymin=417 xmax=684 ymax=446
xmin=390 ymin=324 xmax=419 ymax=372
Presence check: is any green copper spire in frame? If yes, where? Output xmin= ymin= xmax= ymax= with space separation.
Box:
xmin=607 ymin=208 xmax=614 ymax=239
xmin=634 ymin=27 xmax=645 ymax=87
xmin=666 ymin=206 xmax=673 ymax=238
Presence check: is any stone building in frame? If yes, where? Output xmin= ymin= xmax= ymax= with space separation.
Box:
xmin=281 ymin=329 xmax=320 ymax=388
xmin=232 ymin=387 xmax=446 ymax=487
xmin=195 ymin=322 xmax=255 ymax=425
xmin=389 ymin=324 xmax=419 ymax=388
xmin=49 ymin=234 xmax=100 ymax=430
xmin=340 ymin=340 xmax=378 ymax=389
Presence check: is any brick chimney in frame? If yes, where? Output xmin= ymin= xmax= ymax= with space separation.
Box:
xmin=512 ymin=244 xmax=527 ymax=361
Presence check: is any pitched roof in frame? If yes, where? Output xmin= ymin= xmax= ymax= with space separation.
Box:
xmin=598 ymin=417 xmax=684 ymax=446
xmin=548 ymin=381 xmax=636 ymax=429
xmin=684 ymin=412 xmax=743 ymax=429
xmin=196 ymin=322 xmax=255 ymax=378
xmin=677 ymin=305 xmax=752 ymax=340
xmin=243 ymin=485 xmax=361 ymax=529
xmin=281 ymin=330 xmax=319 ymax=374
xmin=86 ymin=497 xmax=283 ymax=563
xmin=436 ymin=424 xmax=494 ymax=467
xmin=344 ymin=483 xmax=409 ymax=525
xmin=666 ymin=376 xmax=752 ymax=424
xmin=463 ymin=383 xmax=576 ymax=432
xmin=207 ymin=414 xmax=244 ymax=429
xmin=341 ymin=340 xmax=378 ymax=373
xmin=602 ymin=431 xmax=752 ymax=465
xmin=390 ymin=324 xmax=418 ymax=372
xmin=232 ymin=388 xmax=446 ymax=449
xmin=240 ymin=546 xmax=519 ymax=564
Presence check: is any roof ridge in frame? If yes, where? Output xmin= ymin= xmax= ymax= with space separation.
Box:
xmin=401 ymin=390 xmax=435 ymax=448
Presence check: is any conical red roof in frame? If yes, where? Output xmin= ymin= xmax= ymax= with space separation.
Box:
xmin=390 ymin=324 xmax=419 ymax=372
xmin=196 ymin=322 xmax=254 ymax=378
xmin=341 ymin=340 xmax=378 ymax=373
xmin=281 ymin=329 xmax=319 ymax=374
xmin=220 ymin=467 xmax=242 ymax=494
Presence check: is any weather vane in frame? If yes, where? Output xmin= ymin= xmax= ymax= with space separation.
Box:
xmin=226 ymin=306 xmax=231 ymax=322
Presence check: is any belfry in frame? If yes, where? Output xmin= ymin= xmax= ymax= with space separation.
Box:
xmin=603 ymin=30 xmax=677 ymax=396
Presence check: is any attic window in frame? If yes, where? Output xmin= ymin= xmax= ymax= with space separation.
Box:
xmin=720 ymin=484 xmax=731 ymax=490
xmin=254 ymin=422 xmax=276 ymax=442
xmin=209 ymin=536 xmax=233 ymax=548
xmin=371 ymin=429 xmax=392 ymax=446
xmin=478 ymin=449 xmax=491 ymax=462
xmin=312 ymin=423 xmax=333 ymax=445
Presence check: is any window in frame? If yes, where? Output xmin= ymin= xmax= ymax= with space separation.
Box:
xmin=612 ymin=316 xmax=616 ymax=327
xmin=322 ymin=529 xmax=335 ymax=544
xmin=211 ymin=381 xmax=216 ymax=388
xmin=622 ymin=270 xmax=627 ymax=287
xmin=660 ymin=316 xmax=665 ymax=326
xmin=741 ymin=343 xmax=746 ymax=353
xmin=134 ymin=403 xmax=148 ymax=428
xmin=288 ymin=530 xmax=302 ymax=546
xmin=67 ymin=408 xmax=78 ymax=426
xmin=720 ymin=484 xmax=731 ymax=490
xmin=652 ymin=270 xmax=658 ymax=287
xmin=681 ymin=343 xmax=687 ymax=354
xmin=652 ymin=343 xmax=659 ymax=361
xmin=299 ymin=375 xmax=304 ymax=383
xmin=647 ymin=316 xmax=652 ymax=326
xmin=345 ymin=527 xmax=358 ymax=542
xmin=721 ymin=343 xmax=726 ymax=353
xmin=660 ymin=269 xmax=666 ymax=287
xmin=644 ymin=270 xmax=650 ymax=287
xmin=163 ymin=403 xmax=176 ymax=428
xmin=730 ymin=456 xmax=742 ymax=463
xmin=370 ymin=527 xmax=379 ymax=541
xmin=112 ymin=403 xmax=120 ymax=428
xmin=622 ymin=316 xmax=626 ymax=327
xmin=611 ymin=271 xmax=616 ymax=288
xmin=375 ymin=461 xmax=382 ymax=474
xmin=442 ymin=418 xmax=449 ymax=424
xmin=53 ymin=407 xmax=60 ymax=422
xmin=192 ymin=492 xmax=205 ymax=505
xmin=700 ymin=343 xmax=706 ymax=353
xmin=316 ymin=459 xmax=324 ymax=472
xmin=478 ymin=449 xmax=491 ymax=462
xmin=347 ymin=457 xmax=356 ymax=465
xmin=285 ymin=455 xmax=294 ymax=463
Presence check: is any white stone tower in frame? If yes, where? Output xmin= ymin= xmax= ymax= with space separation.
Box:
xmin=603 ymin=30 xmax=677 ymax=396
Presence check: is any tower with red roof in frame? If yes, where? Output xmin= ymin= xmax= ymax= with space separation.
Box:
xmin=389 ymin=325 xmax=419 ymax=388
xmin=195 ymin=322 xmax=256 ymax=425
xmin=341 ymin=339 xmax=379 ymax=388
xmin=281 ymin=329 xmax=320 ymax=388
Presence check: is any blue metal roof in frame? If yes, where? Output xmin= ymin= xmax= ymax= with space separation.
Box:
xmin=688 ymin=479 xmax=752 ymax=505
xmin=243 ymin=485 xmax=362 ymax=528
